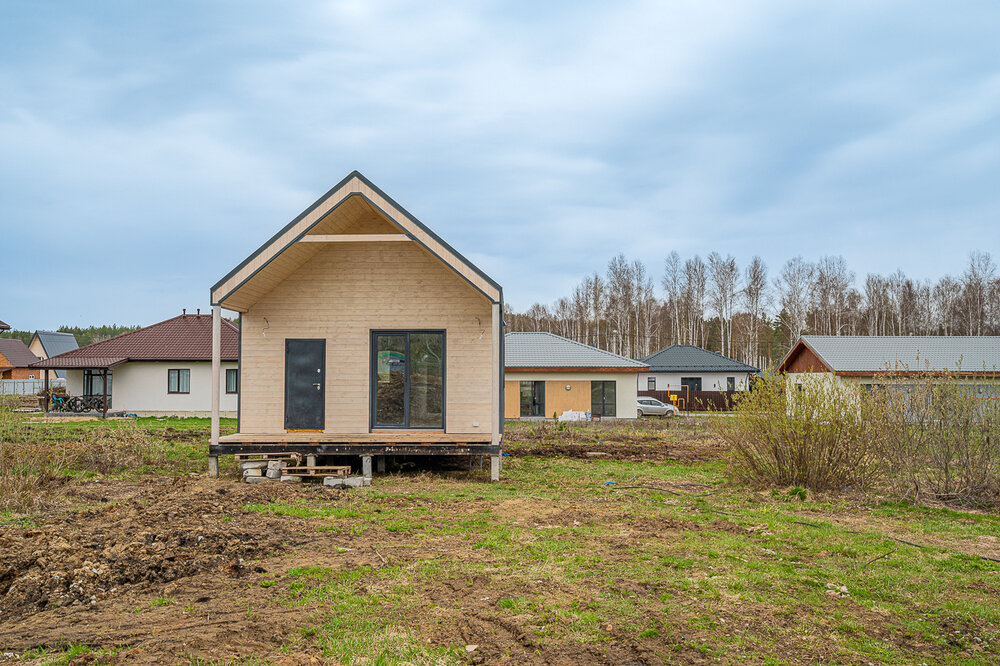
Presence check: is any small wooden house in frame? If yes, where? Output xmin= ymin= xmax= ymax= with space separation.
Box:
xmin=208 ymin=171 xmax=505 ymax=480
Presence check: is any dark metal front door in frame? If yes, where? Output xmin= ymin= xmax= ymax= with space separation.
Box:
xmin=284 ymin=339 xmax=325 ymax=430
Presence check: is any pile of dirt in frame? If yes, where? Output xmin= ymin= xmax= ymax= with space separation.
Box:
xmin=0 ymin=478 xmax=305 ymax=622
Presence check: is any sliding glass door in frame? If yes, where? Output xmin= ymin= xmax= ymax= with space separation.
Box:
xmin=371 ymin=331 xmax=445 ymax=429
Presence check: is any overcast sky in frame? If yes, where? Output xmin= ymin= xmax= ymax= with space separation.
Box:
xmin=2 ymin=1 xmax=999 ymax=329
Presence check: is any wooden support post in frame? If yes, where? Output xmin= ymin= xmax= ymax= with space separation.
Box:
xmin=490 ymin=455 xmax=501 ymax=482
xmin=210 ymin=305 xmax=221 ymax=478
xmin=306 ymin=454 xmax=317 ymax=467
xmin=376 ymin=456 xmax=386 ymax=474
xmin=101 ymin=368 xmax=108 ymax=419
xmin=43 ymin=370 xmax=50 ymax=413
xmin=362 ymin=456 xmax=373 ymax=479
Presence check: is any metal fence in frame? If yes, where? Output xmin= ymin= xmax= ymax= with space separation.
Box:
xmin=0 ymin=378 xmax=66 ymax=396
xmin=638 ymin=389 xmax=737 ymax=412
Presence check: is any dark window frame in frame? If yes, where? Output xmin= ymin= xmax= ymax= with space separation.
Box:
xmin=680 ymin=377 xmax=702 ymax=392
xmin=591 ymin=380 xmax=617 ymax=417
xmin=519 ymin=380 xmax=545 ymax=417
xmin=226 ymin=368 xmax=239 ymax=394
xmin=726 ymin=376 xmax=736 ymax=391
xmin=83 ymin=369 xmax=112 ymax=398
xmin=168 ymin=368 xmax=191 ymax=394
xmin=369 ymin=330 xmax=446 ymax=430
xmin=647 ymin=376 xmax=656 ymax=391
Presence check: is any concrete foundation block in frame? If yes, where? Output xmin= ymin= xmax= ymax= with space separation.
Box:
xmin=323 ymin=475 xmax=367 ymax=488
xmin=267 ymin=460 xmax=286 ymax=471
xmin=265 ymin=468 xmax=282 ymax=479
xmin=240 ymin=461 xmax=268 ymax=470
xmin=280 ymin=475 xmax=303 ymax=483
xmin=243 ymin=468 xmax=262 ymax=478
xmin=361 ymin=456 xmax=373 ymax=479
xmin=245 ymin=476 xmax=272 ymax=484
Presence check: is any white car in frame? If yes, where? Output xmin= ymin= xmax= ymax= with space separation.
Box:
xmin=637 ymin=397 xmax=679 ymax=417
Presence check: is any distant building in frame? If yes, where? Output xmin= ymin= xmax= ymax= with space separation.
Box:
xmin=505 ymin=332 xmax=647 ymax=419
xmin=777 ymin=336 xmax=1000 ymax=387
xmin=32 ymin=313 xmax=238 ymax=416
xmin=28 ymin=331 xmax=79 ymax=379
xmin=0 ymin=319 xmax=10 ymax=331
xmin=0 ymin=338 xmax=41 ymax=380
xmin=638 ymin=345 xmax=759 ymax=393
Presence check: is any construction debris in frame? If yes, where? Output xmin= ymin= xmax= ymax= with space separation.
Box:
xmin=236 ymin=456 xmax=363 ymax=488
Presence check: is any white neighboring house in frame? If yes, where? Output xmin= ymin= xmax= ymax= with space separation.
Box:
xmin=32 ymin=312 xmax=238 ymax=417
xmin=638 ymin=345 xmax=760 ymax=393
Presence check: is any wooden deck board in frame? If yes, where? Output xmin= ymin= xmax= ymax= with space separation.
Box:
xmin=219 ymin=431 xmax=493 ymax=444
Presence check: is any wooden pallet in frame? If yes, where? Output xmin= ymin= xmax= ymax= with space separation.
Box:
xmin=282 ymin=465 xmax=351 ymax=477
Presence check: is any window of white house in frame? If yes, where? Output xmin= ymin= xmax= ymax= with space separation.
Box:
xmin=727 ymin=376 xmax=735 ymax=391
xmin=647 ymin=377 xmax=655 ymax=390
xmin=168 ymin=369 xmax=190 ymax=394
xmin=226 ymin=368 xmax=238 ymax=394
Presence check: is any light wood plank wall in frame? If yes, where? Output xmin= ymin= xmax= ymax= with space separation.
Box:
xmin=239 ymin=240 xmax=495 ymax=435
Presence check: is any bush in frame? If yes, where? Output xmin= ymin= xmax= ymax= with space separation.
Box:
xmin=726 ymin=371 xmax=1000 ymax=507
xmin=725 ymin=374 xmax=886 ymax=491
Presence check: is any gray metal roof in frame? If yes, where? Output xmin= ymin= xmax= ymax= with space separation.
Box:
xmin=505 ymin=332 xmax=648 ymax=369
xmin=32 ymin=331 xmax=79 ymax=358
xmin=798 ymin=336 xmax=1000 ymax=373
xmin=31 ymin=331 xmax=80 ymax=379
xmin=640 ymin=345 xmax=760 ymax=373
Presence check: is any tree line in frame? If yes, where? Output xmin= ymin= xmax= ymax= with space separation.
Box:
xmin=505 ymin=251 xmax=1000 ymax=368
xmin=0 ymin=324 xmax=140 ymax=348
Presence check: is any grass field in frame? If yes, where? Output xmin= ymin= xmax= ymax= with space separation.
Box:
xmin=1 ymin=415 xmax=998 ymax=664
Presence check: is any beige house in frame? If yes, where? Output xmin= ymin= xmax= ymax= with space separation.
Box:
xmin=33 ymin=313 xmax=238 ymax=417
xmin=504 ymin=332 xmax=646 ymax=420
xmin=208 ymin=171 xmax=504 ymax=480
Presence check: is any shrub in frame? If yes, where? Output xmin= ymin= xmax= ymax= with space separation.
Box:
xmin=725 ymin=374 xmax=885 ymax=491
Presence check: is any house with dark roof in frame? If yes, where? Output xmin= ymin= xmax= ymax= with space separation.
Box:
xmin=505 ymin=332 xmax=647 ymax=419
xmin=0 ymin=338 xmax=41 ymax=380
xmin=0 ymin=319 xmax=10 ymax=331
xmin=777 ymin=336 xmax=1000 ymax=386
xmin=207 ymin=172 xmax=505 ymax=480
xmin=28 ymin=331 xmax=80 ymax=379
xmin=32 ymin=312 xmax=238 ymax=416
xmin=638 ymin=345 xmax=760 ymax=393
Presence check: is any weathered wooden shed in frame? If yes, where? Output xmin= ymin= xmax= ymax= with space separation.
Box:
xmin=208 ymin=171 xmax=505 ymax=480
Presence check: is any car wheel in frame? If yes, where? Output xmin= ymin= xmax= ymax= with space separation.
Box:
xmin=637 ymin=409 xmax=643 ymax=417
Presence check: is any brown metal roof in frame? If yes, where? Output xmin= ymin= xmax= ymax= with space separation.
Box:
xmin=0 ymin=338 xmax=41 ymax=368
xmin=0 ymin=319 xmax=10 ymax=331
xmin=32 ymin=314 xmax=238 ymax=369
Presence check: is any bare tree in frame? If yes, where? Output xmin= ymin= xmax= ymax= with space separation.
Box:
xmin=776 ymin=257 xmax=814 ymax=343
xmin=708 ymin=252 xmax=739 ymax=356
xmin=741 ymin=256 xmax=768 ymax=367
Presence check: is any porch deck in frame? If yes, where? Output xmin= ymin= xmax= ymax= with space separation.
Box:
xmin=212 ymin=431 xmax=500 ymax=456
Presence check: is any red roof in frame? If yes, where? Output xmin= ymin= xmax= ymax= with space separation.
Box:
xmin=0 ymin=338 xmax=41 ymax=368
xmin=32 ymin=314 xmax=238 ymax=369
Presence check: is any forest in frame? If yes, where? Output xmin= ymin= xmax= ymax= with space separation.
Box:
xmin=504 ymin=250 xmax=1000 ymax=369
xmin=0 ymin=324 xmax=140 ymax=347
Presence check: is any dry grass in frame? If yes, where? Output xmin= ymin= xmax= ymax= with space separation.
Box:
xmin=0 ymin=408 xmax=157 ymax=512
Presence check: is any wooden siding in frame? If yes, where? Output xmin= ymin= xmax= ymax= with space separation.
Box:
xmin=239 ymin=240 xmax=494 ymax=435
xmin=544 ymin=380 xmax=591 ymax=416
xmin=503 ymin=380 xmax=520 ymax=419
xmin=213 ymin=177 xmax=500 ymax=310
xmin=783 ymin=344 xmax=831 ymax=373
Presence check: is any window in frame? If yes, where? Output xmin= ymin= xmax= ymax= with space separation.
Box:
xmin=680 ymin=377 xmax=702 ymax=392
xmin=726 ymin=376 xmax=735 ymax=391
xmin=84 ymin=369 xmax=112 ymax=397
xmin=591 ymin=380 xmax=616 ymax=417
xmin=647 ymin=377 xmax=656 ymax=391
xmin=226 ymin=368 xmax=238 ymax=394
xmin=168 ymin=369 xmax=190 ymax=394
xmin=371 ymin=331 xmax=444 ymax=429
xmin=520 ymin=380 xmax=545 ymax=417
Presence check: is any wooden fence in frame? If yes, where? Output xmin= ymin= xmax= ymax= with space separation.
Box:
xmin=638 ymin=389 xmax=737 ymax=412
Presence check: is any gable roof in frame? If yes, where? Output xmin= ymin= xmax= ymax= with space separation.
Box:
xmin=32 ymin=314 xmax=238 ymax=369
xmin=31 ymin=331 xmax=79 ymax=358
xmin=505 ymin=332 xmax=647 ymax=371
xmin=641 ymin=345 xmax=760 ymax=374
xmin=0 ymin=319 xmax=9 ymax=331
xmin=778 ymin=336 xmax=1000 ymax=374
xmin=0 ymin=338 xmax=40 ymax=368
xmin=211 ymin=171 xmax=502 ymax=311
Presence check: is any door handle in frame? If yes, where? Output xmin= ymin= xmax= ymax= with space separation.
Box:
xmin=313 ymin=383 xmax=321 ymax=389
